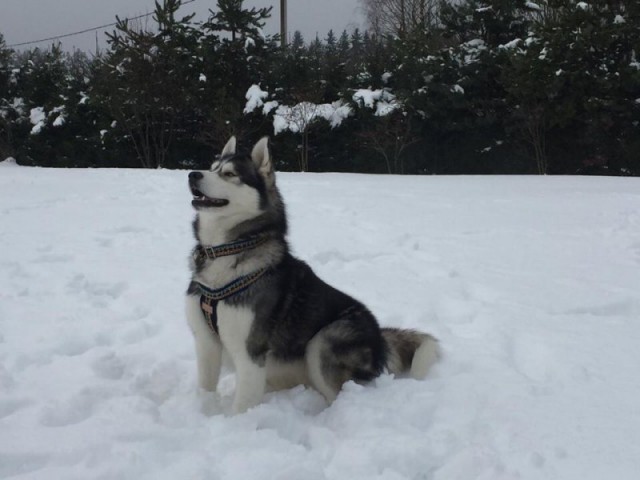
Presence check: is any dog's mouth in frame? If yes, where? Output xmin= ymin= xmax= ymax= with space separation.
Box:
xmin=190 ymin=187 xmax=229 ymax=208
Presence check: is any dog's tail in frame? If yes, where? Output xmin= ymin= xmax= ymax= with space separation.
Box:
xmin=382 ymin=328 xmax=440 ymax=379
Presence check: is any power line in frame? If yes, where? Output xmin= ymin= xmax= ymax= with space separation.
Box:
xmin=7 ymin=0 xmax=197 ymax=48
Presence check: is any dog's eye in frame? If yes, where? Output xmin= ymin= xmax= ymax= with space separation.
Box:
xmin=222 ymin=171 xmax=236 ymax=178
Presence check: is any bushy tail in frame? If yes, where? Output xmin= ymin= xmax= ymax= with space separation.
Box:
xmin=382 ymin=328 xmax=440 ymax=379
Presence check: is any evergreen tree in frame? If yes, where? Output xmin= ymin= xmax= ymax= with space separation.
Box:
xmin=291 ymin=30 xmax=305 ymax=51
xmin=205 ymin=0 xmax=272 ymax=42
xmin=199 ymin=0 xmax=278 ymax=151
xmin=440 ymin=0 xmax=533 ymax=47
xmin=512 ymin=0 xmax=640 ymax=173
xmin=351 ymin=29 xmax=363 ymax=56
xmin=0 ymin=34 xmax=17 ymax=159
xmin=95 ymin=0 xmax=202 ymax=167
xmin=338 ymin=30 xmax=351 ymax=58
xmin=1 ymin=0 xmax=637 ymax=174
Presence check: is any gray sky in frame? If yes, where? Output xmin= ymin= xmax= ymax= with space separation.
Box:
xmin=0 ymin=0 xmax=364 ymax=52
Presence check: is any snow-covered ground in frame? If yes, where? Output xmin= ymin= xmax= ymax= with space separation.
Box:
xmin=1 ymin=161 xmax=640 ymax=480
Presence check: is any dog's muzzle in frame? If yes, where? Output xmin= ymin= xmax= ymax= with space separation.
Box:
xmin=188 ymin=171 xmax=229 ymax=208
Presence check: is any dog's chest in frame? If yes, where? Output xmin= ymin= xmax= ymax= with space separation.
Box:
xmin=216 ymin=302 xmax=255 ymax=348
xmin=196 ymin=257 xmax=239 ymax=289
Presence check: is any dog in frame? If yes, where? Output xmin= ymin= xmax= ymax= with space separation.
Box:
xmin=185 ymin=136 xmax=439 ymax=413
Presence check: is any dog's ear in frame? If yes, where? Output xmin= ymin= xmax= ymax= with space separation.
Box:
xmin=220 ymin=136 xmax=237 ymax=157
xmin=251 ymin=136 xmax=275 ymax=186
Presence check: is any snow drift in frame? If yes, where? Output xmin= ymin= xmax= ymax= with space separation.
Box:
xmin=1 ymin=166 xmax=640 ymax=479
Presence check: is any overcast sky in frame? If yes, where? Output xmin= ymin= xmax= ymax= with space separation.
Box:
xmin=1 ymin=0 xmax=364 ymax=52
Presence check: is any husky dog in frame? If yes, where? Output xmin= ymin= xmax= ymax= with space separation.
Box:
xmin=186 ymin=137 xmax=439 ymax=414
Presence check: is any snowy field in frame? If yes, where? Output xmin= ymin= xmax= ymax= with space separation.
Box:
xmin=1 ymin=160 xmax=640 ymax=480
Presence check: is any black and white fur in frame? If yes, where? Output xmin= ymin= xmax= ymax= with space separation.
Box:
xmin=186 ymin=137 xmax=439 ymax=414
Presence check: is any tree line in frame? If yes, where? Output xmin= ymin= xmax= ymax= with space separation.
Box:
xmin=1 ymin=0 xmax=639 ymax=174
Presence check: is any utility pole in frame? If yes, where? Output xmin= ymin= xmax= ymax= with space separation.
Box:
xmin=280 ymin=0 xmax=288 ymax=47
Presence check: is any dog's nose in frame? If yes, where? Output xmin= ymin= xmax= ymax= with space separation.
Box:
xmin=189 ymin=171 xmax=203 ymax=182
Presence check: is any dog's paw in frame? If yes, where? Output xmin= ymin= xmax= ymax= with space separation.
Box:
xmin=197 ymin=390 xmax=223 ymax=416
xmin=231 ymin=395 xmax=261 ymax=415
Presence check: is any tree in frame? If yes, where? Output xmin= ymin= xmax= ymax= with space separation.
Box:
xmin=504 ymin=0 xmax=640 ymax=173
xmin=358 ymin=110 xmax=418 ymax=173
xmin=0 ymin=34 xmax=16 ymax=159
xmin=197 ymin=0 xmax=278 ymax=154
xmin=94 ymin=0 xmax=200 ymax=168
xmin=360 ymin=0 xmax=441 ymax=38
xmin=205 ymin=0 xmax=272 ymax=42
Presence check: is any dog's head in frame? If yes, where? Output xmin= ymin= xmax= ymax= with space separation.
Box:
xmin=189 ymin=137 xmax=282 ymax=241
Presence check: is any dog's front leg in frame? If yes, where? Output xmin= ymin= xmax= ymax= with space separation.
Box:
xmin=218 ymin=305 xmax=266 ymax=414
xmin=186 ymin=295 xmax=222 ymax=391
xmin=229 ymin=353 xmax=266 ymax=414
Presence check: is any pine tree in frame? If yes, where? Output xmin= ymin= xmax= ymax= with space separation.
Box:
xmin=440 ymin=0 xmax=532 ymax=47
xmin=96 ymin=0 xmax=202 ymax=168
xmin=338 ymin=30 xmax=351 ymax=58
xmin=200 ymin=0 xmax=278 ymax=150
xmin=206 ymin=0 xmax=272 ymax=42
xmin=291 ymin=30 xmax=305 ymax=51
xmin=0 ymin=34 xmax=17 ymax=159
xmin=514 ymin=0 xmax=640 ymax=173
xmin=351 ymin=29 xmax=363 ymax=55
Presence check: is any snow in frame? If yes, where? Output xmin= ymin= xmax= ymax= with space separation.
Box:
xmin=244 ymin=84 xmax=269 ymax=114
xmin=353 ymin=89 xmax=400 ymax=116
xmin=0 ymin=156 xmax=18 ymax=167
xmin=576 ymin=2 xmax=589 ymax=10
xmin=273 ymin=101 xmax=352 ymax=134
xmin=1 ymin=97 xmax=25 ymax=119
xmin=613 ymin=15 xmax=626 ymax=24
xmin=525 ymin=36 xmax=538 ymax=47
xmin=325 ymin=102 xmax=353 ymax=127
xmin=353 ymin=89 xmax=381 ymax=108
xmin=460 ymin=39 xmax=488 ymax=65
xmin=2 ymin=168 xmax=640 ymax=480
xmin=450 ymin=85 xmax=465 ymax=94
xmin=29 ymin=107 xmax=46 ymax=135
xmin=498 ymin=39 xmax=521 ymax=50
xmin=199 ymin=73 xmax=207 ymax=83
xmin=263 ymin=100 xmax=279 ymax=115
xmin=525 ymin=1 xmax=541 ymax=10
xmin=52 ymin=107 xmax=66 ymax=128
xmin=466 ymin=39 xmax=485 ymax=48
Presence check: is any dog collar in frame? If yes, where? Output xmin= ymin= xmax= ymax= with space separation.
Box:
xmin=193 ymin=235 xmax=269 ymax=265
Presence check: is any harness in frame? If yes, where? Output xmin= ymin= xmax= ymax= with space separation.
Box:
xmin=192 ymin=235 xmax=270 ymax=333
xmin=194 ymin=269 xmax=268 ymax=333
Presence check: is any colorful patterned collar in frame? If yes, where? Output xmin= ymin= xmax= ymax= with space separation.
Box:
xmin=193 ymin=235 xmax=269 ymax=265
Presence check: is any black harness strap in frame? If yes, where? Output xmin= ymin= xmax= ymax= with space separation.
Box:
xmin=195 ymin=268 xmax=269 ymax=334
xmin=200 ymin=296 xmax=219 ymax=333
xmin=192 ymin=235 xmax=270 ymax=333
